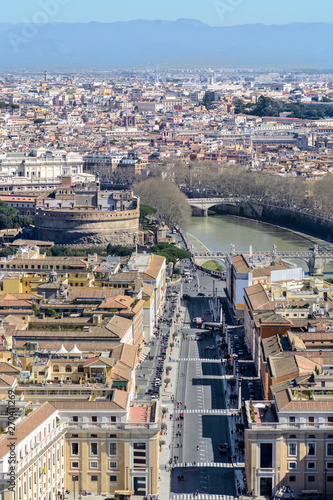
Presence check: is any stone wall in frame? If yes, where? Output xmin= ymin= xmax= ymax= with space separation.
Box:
xmin=35 ymin=207 xmax=139 ymax=245
xmin=213 ymin=202 xmax=333 ymax=242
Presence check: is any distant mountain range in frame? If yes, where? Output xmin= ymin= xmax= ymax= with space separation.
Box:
xmin=0 ymin=19 xmax=332 ymax=70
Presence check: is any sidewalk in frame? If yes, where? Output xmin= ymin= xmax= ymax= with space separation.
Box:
xmin=216 ymin=337 xmax=248 ymax=498
xmin=158 ymin=306 xmax=186 ymax=500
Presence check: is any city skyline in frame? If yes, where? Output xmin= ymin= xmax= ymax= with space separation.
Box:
xmin=2 ymin=0 xmax=333 ymax=26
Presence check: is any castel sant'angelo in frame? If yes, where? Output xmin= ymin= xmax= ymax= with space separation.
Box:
xmin=35 ymin=175 xmax=140 ymax=245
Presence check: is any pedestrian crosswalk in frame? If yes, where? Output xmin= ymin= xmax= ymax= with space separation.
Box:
xmin=178 ymin=358 xmax=223 ymax=363
xmin=180 ymin=409 xmax=236 ymax=415
xmin=171 ymin=494 xmax=236 ymax=500
xmin=173 ymin=462 xmax=245 ymax=469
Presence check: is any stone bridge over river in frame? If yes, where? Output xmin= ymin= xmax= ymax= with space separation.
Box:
xmin=187 ymin=197 xmax=241 ymax=216
xmin=192 ymin=245 xmax=333 ymax=276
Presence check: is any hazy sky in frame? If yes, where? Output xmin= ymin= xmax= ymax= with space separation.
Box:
xmin=3 ymin=0 xmax=333 ymax=25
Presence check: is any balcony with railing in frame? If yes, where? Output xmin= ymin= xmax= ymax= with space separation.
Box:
xmin=246 ymin=400 xmax=333 ymax=430
xmin=66 ymin=420 xmax=158 ymax=431
xmin=15 ymin=422 xmax=66 ymax=474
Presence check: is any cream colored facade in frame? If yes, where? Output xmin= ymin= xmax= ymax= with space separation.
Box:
xmin=0 ymin=397 xmax=159 ymax=499
xmin=0 ymin=403 xmax=66 ymax=500
xmin=245 ymin=391 xmax=333 ymax=498
xmin=64 ymin=421 xmax=159 ymax=495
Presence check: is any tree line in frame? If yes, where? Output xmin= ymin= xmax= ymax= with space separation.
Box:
xmin=133 ymin=178 xmax=192 ymax=230
xmin=0 ymin=201 xmax=34 ymax=231
xmin=148 ymin=160 xmax=333 ymax=221
xmin=235 ymin=95 xmax=333 ymax=120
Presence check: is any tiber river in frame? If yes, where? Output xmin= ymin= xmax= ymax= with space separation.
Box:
xmin=186 ymin=214 xmax=333 ymax=275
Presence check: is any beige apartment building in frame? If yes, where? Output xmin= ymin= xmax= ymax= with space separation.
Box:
xmin=245 ymin=388 xmax=333 ymax=498
xmin=55 ymin=398 xmax=159 ymax=496
xmin=0 ymin=402 xmax=66 ymax=500
xmin=0 ymin=391 xmax=159 ymax=499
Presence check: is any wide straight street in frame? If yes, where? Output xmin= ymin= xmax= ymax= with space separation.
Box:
xmin=136 ymin=262 xmax=249 ymax=500
xmin=169 ymin=293 xmax=240 ymax=500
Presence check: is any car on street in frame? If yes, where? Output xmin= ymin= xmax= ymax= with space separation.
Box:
xmin=205 ymin=345 xmax=216 ymax=350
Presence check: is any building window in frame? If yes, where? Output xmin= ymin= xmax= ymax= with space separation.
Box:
xmin=288 ymin=443 xmax=297 ymax=457
xmin=66 ymin=365 xmax=72 ymax=373
xmin=53 ymin=365 xmax=59 ymax=373
xmin=308 ymin=416 xmax=315 ymax=423
xmin=72 ymin=475 xmax=79 ymax=482
xmin=327 ymin=443 xmax=333 ymax=456
xmin=289 ymin=416 xmax=295 ymax=423
xmin=328 ymin=417 xmax=333 ymax=424
xmin=110 ymin=416 xmax=116 ymax=423
xmin=78 ymin=365 xmax=84 ymax=373
xmin=327 ymin=463 xmax=333 ymax=469
xmin=71 ymin=443 xmax=79 ymax=456
xmin=133 ymin=442 xmax=147 ymax=468
xmin=92 ymin=416 xmax=97 ymax=423
xmin=109 ymin=461 xmax=117 ymax=469
xmin=90 ymin=443 xmax=98 ymax=456
xmin=91 ymin=476 xmax=98 ymax=482
xmin=307 ymin=443 xmax=316 ymax=456
xmin=109 ymin=442 xmax=117 ymax=456
xmin=307 ymin=462 xmax=316 ymax=470
xmin=110 ymin=475 xmax=117 ymax=483
xmin=289 ymin=476 xmax=296 ymax=482
xmin=327 ymin=477 xmax=333 ymax=482
xmin=308 ymin=476 xmax=315 ymax=483
xmin=260 ymin=443 xmax=273 ymax=468
xmin=72 ymin=416 xmax=78 ymax=423
xmin=288 ymin=462 xmax=297 ymax=470
xmin=71 ymin=462 xmax=79 ymax=469
xmin=90 ymin=461 xmax=98 ymax=469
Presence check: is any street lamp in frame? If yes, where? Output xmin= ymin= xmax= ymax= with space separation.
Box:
xmin=73 ymin=474 xmax=79 ymax=500
xmin=79 ymin=469 xmax=82 ymax=499
xmin=150 ymin=466 xmax=153 ymax=494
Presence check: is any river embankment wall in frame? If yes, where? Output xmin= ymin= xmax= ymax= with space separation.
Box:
xmin=213 ymin=201 xmax=333 ymax=243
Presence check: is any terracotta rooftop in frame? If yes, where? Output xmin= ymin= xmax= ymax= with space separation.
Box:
xmin=245 ymin=283 xmax=272 ymax=310
xmin=0 ymin=374 xmax=16 ymax=387
xmin=232 ymin=254 xmax=252 ymax=274
xmin=112 ymin=343 xmax=137 ymax=369
xmin=129 ymin=405 xmax=153 ymax=423
xmin=0 ymin=361 xmax=21 ymax=373
xmin=105 ymin=315 xmax=133 ymax=338
xmin=0 ymin=403 xmax=57 ymax=458
xmin=254 ymin=311 xmax=292 ymax=327
xmin=68 ymin=288 xmax=123 ymax=300
xmin=275 ymin=388 xmax=333 ymax=412
xmin=252 ymin=261 xmax=292 ymax=278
